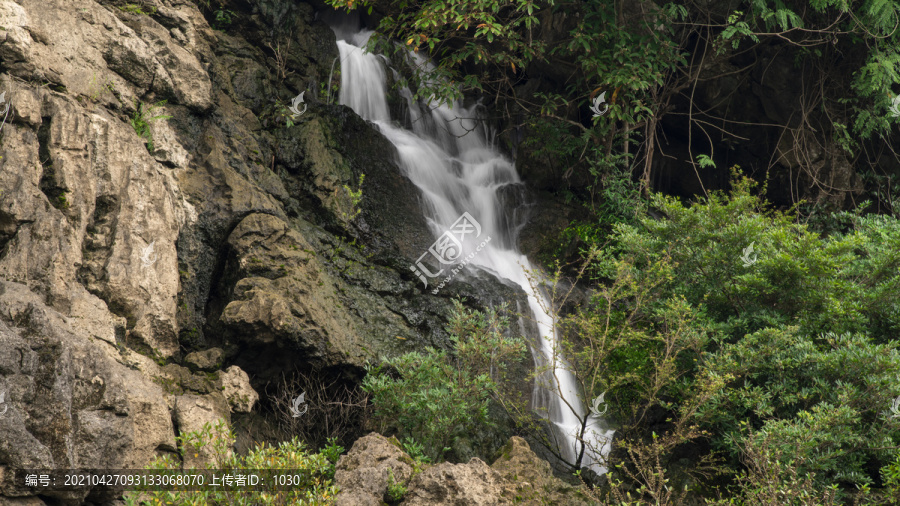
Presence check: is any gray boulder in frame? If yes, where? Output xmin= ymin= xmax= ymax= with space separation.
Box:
xmin=334 ymin=433 xmax=415 ymax=506
xmin=332 ymin=433 xmax=595 ymax=506
xmin=184 ymin=348 xmax=225 ymax=372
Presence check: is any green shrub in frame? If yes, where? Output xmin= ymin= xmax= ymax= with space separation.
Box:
xmin=705 ymin=427 xmax=842 ymax=506
xmin=385 ymin=468 xmax=407 ymax=503
xmin=400 ymin=437 xmax=431 ymax=465
xmin=558 ymin=173 xmax=900 ymax=501
xmin=362 ymin=301 xmax=526 ymax=462
xmin=126 ymin=421 xmax=341 ymax=505
xmin=880 ymin=450 xmax=900 ymax=503
xmin=602 ymin=172 xmax=900 ymax=343
xmin=699 ymin=329 xmax=900 ymax=494
xmin=339 ymin=174 xmax=365 ymax=222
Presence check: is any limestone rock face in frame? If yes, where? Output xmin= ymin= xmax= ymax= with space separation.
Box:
xmin=220 ymin=212 xmax=378 ymax=369
xmin=403 ymin=458 xmax=514 ymax=506
xmin=334 ymin=433 xmax=415 ymax=506
xmin=173 ymin=393 xmax=231 ymax=468
xmin=184 ymin=348 xmax=225 ymax=372
xmin=217 ymin=365 xmax=258 ymax=413
xmin=332 ymin=433 xmax=593 ymax=506
xmin=0 ymin=0 xmax=536 ymax=503
xmin=0 ymin=282 xmax=175 ymax=502
xmin=491 ymin=437 xmax=594 ymax=506
xmin=0 ymin=86 xmax=184 ymax=357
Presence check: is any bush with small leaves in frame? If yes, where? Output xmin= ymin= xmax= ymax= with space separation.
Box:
xmin=362 ymin=301 xmax=526 ymax=463
xmin=125 ymin=421 xmax=341 ymax=505
xmin=526 ymin=171 xmax=900 ymax=502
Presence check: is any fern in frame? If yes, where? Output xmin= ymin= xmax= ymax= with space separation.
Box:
xmin=129 ymin=100 xmax=171 ymax=152
xmin=862 ymin=0 xmax=898 ymax=31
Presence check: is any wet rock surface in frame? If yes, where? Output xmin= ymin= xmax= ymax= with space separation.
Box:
xmin=0 ymin=0 xmax=537 ymax=503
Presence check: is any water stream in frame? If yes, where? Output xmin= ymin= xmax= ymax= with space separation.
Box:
xmin=330 ymin=25 xmax=613 ymax=474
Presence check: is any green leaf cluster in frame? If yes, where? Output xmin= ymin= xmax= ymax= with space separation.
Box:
xmin=129 ymin=100 xmax=171 ymax=153
xmin=127 ymin=421 xmax=341 ymax=505
xmin=575 ymin=173 xmax=900 ymax=499
xmin=362 ymin=301 xmax=526 ymax=462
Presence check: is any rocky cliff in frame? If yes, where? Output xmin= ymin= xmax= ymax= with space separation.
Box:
xmin=333 ymin=433 xmax=594 ymax=505
xmin=0 ymin=1 xmax=534 ymax=503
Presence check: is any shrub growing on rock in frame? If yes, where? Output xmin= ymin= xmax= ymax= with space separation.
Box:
xmin=362 ymin=301 xmax=527 ymax=463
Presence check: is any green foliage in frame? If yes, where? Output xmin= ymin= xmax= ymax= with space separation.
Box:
xmin=569 ymin=173 xmax=900 ymax=500
xmin=118 ymin=4 xmax=157 ymax=15
xmin=509 ymin=0 xmax=684 ymax=234
xmin=696 ymin=154 xmax=716 ymax=169
xmin=362 ymin=347 xmax=490 ymax=462
xmin=126 ymin=420 xmax=340 ymax=505
xmin=339 ymin=174 xmax=365 ymax=222
xmin=563 ymin=1 xmax=685 ymax=122
xmin=881 ymin=450 xmax=900 ymax=502
xmin=525 ymin=0 xmax=686 ymax=212
xmin=319 ymin=438 xmax=345 ymax=480
xmin=700 ymin=329 xmax=900 ymax=493
xmin=214 ymin=8 xmax=236 ymax=29
xmin=325 ymin=0 xmax=549 ymax=103
xmin=547 ymin=248 xmax=721 ymax=485
xmin=362 ymin=301 xmax=526 ymax=462
xmin=385 ymin=468 xmax=407 ymax=502
xmin=447 ymin=300 xmax=527 ymax=389
xmin=589 ymin=153 xmax=644 ymax=227
xmin=400 ymin=437 xmax=432 ymax=465
xmin=129 ymin=100 xmax=171 ymax=153
xmin=705 ymin=427 xmax=842 ymax=506
xmin=602 ymin=175 xmax=835 ymax=337
xmin=718 ymin=10 xmax=760 ymax=52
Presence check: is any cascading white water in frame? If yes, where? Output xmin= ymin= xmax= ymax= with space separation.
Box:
xmin=332 ymin=27 xmax=614 ymax=474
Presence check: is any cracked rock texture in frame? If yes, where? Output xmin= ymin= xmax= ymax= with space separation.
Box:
xmin=0 ymin=0 xmax=535 ymax=503
xmin=334 ymin=433 xmax=593 ymax=506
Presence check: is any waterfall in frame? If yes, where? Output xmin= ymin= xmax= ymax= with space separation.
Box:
xmin=331 ymin=27 xmax=614 ymax=474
